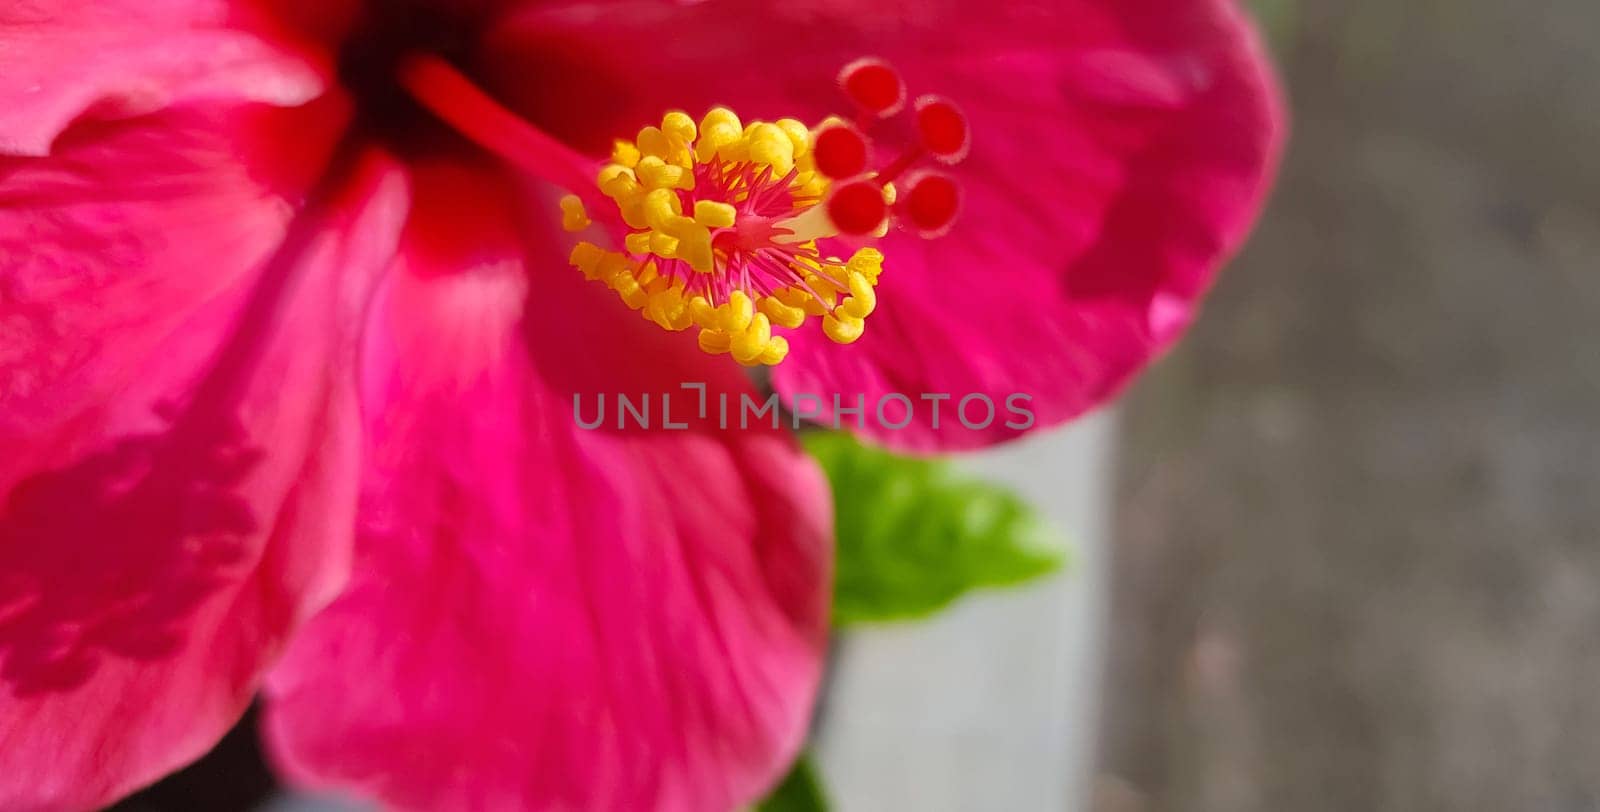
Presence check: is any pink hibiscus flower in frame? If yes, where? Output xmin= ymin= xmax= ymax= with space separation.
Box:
xmin=0 ymin=0 xmax=1282 ymax=810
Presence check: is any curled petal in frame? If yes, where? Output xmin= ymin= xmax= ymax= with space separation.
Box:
xmin=263 ymin=166 xmax=832 ymax=812
xmin=0 ymin=103 xmax=406 ymax=810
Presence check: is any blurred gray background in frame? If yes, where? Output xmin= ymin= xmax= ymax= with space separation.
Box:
xmin=1098 ymin=1 xmax=1600 ymax=810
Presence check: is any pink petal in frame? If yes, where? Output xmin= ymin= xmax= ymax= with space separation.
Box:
xmin=0 ymin=0 xmax=333 ymax=156
xmin=487 ymin=0 xmax=1285 ymax=451
xmin=0 ymin=103 xmax=408 ymax=810
xmin=263 ymin=164 xmax=832 ymax=812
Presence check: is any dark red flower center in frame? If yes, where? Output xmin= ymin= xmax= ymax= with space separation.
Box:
xmin=333 ymin=1 xmax=487 ymax=152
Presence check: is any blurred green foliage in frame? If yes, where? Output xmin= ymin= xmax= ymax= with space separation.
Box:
xmin=803 ymin=432 xmax=1066 ymax=626
xmin=754 ymin=755 xmax=829 ymax=812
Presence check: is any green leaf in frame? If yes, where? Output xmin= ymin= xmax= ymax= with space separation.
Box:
xmin=802 ymin=431 xmax=1067 ymax=626
xmin=755 ymin=754 xmax=829 ymax=812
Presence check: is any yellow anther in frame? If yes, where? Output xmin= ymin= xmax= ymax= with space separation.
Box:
xmin=840 ymin=271 xmax=877 ymax=318
xmin=642 ymin=188 xmax=682 ymax=230
xmin=624 ymin=232 xmax=652 ymax=254
xmin=698 ymin=329 xmax=732 ymax=355
xmin=774 ymin=287 xmax=809 ymax=307
xmin=648 ymin=287 xmax=691 ymax=331
xmin=776 ymin=119 xmax=811 ymax=158
xmin=611 ymin=139 xmax=641 ymax=168
xmin=677 ymin=228 xmax=715 ymax=273
xmin=719 ymin=137 xmax=752 ymax=164
xmin=722 ymin=290 xmax=755 ymax=333
xmin=748 ymin=123 xmax=796 ymax=176
xmin=691 ymin=109 xmax=739 ymax=163
xmin=637 ymin=126 xmax=673 ymax=158
xmin=748 ymin=311 xmax=773 ymax=346
xmin=731 ymin=313 xmax=774 ymax=365
xmin=661 ymin=307 xmax=694 ymax=332
xmin=596 ymin=252 xmax=632 ymax=284
xmin=663 ymin=213 xmax=699 ymax=234
xmin=882 ymin=181 xmax=898 ymax=205
xmin=693 ymin=200 xmax=738 ymax=229
xmin=649 ymin=230 xmax=681 ymax=257
xmin=797 ymin=172 xmax=829 ymax=199
xmin=598 ymin=164 xmax=638 ymax=198
xmin=689 ymin=295 xmax=719 ymax=328
xmin=847 ymin=247 xmax=885 ymax=283
xmin=823 ymin=313 xmax=865 ymax=344
xmin=701 ymin=107 xmax=741 ymax=132
xmin=619 ymin=196 xmax=650 ymax=230
xmin=559 ymin=194 xmax=590 ymax=232
xmin=759 ymin=296 xmax=807 ymax=329
xmin=613 ymin=273 xmax=649 ymax=310
xmin=696 ymin=129 xmax=738 ymax=163
xmin=847 ymin=270 xmax=874 ymax=299
xmin=636 ymin=156 xmax=689 ymax=190
xmin=802 ymin=271 xmax=843 ymax=297
xmin=570 ymin=242 xmax=605 ymax=279
xmin=777 ymin=284 xmax=829 ymax=316
xmin=760 ymin=336 xmax=790 ymax=365
xmin=636 ymin=261 xmax=661 ymax=286
xmin=662 ymin=111 xmax=697 ymax=145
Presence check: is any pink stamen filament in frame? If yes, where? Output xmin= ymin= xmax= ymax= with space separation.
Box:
xmin=397 ymin=54 xmax=613 ymax=218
